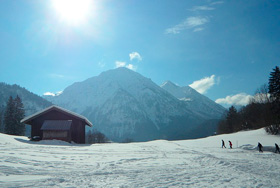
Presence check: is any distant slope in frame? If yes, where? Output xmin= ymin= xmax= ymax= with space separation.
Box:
xmin=0 ymin=83 xmax=53 ymax=135
xmin=161 ymin=81 xmax=225 ymax=119
xmin=0 ymin=83 xmax=52 ymax=116
xmin=47 ymin=68 xmax=212 ymax=142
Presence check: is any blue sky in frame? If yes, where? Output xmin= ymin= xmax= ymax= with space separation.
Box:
xmin=0 ymin=0 xmax=279 ymax=107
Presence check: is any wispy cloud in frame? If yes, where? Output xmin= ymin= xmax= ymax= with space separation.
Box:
xmin=129 ymin=52 xmax=142 ymax=61
xmin=115 ymin=61 xmax=137 ymax=71
xmin=190 ymin=6 xmax=215 ymax=11
xmin=210 ymin=1 xmax=224 ymax=5
xmin=165 ymin=16 xmax=208 ymax=34
xmin=115 ymin=61 xmax=126 ymax=68
xmin=49 ymin=73 xmax=64 ymax=78
xmin=193 ymin=27 xmax=204 ymax=32
xmin=126 ymin=64 xmax=137 ymax=71
xmin=115 ymin=52 xmax=141 ymax=71
xmin=98 ymin=61 xmax=105 ymax=68
xmin=215 ymin=93 xmax=253 ymax=106
xmin=189 ymin=75 xmax=216 ymax=94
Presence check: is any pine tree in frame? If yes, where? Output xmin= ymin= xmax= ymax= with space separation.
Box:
xmin=4 ymin=96 xmax=16 ymax=135
xmin=269 ymin=66 xmax=280 ymax=101
xmin=3 ymin=96 xmax=26 ymax=136
xmin=14 ymin=95 xmax=25 ymax=135
xmin=226 ymin=106 xmax=239 ymax=132
xmin=267 ymin=66 xmax=280 ymax=134
xmin=0 ymin=108 xmax=2 ymax=133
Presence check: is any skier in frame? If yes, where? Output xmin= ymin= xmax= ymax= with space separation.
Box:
xmin=222 ymin=140 xmax=226 ymax=148
xmin=275 ymin=143 xmax=280 ymax=153
xmin=229 ymin=141 xmax=232 ymax=149
xmin=258 ymin=142 xmax=263 ymax=152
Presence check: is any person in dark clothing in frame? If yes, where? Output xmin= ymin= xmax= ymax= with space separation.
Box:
xmin=229 ymin=141 xmax=232 ymax=149
xmin=222 ymin=140 xmax=226 ymax=148
xmin=275 ymin=143 xmax=280 ymax=153
xmin=258 ymin=142 xmax=263 ymax=152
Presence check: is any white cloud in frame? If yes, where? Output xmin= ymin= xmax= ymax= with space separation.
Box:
xmin=43 ymin=92 xmax=55 ymax=96
xmin=56 ymin=91 xmax=63 ymax=96
xmin=115 ymin=61 xmax=137 ymax=71
xmin=187 ymin=17 xmax=208 ymax=27
xmin=165 ymin=16 xmax=208 ymax=34
xmin=126 ymin=64 xmax=137 ymax=71
xmin=189 ymin=75 xmax=216 ymax=94
xmin=215 ymin=93 xmax=253 ymax=106
xmin=129 ymin=52 xmax=142 ymax=61
xmin=211 ymin=1 xmax=224 ymax=5
xmin=43 ymin=91 xmax=63 ymax=97
xmin=115 ymin=61 xmax=126 ymax=68
xmin=190 ymin=6 xmax=215 ymax=11
xmin=193 ymin=27 xmax=204 ymax=32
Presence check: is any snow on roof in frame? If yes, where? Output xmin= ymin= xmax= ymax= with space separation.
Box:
xmin=21 ymin=105 xmax=93 ymax=127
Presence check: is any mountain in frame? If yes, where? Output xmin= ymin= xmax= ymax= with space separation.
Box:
xmin=161 ymin=81 xmax=225 ymax=119
xmin=47 ymin=68 xmax=223 ymax=142
xmin=0 ymin=83 xmax=53 ymax=134
xmin=0 ymin=83 xmax=53 ymax=115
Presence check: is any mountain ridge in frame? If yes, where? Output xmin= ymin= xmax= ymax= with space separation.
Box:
xmin=47 ymin=68 xmax=224 ymax=141
xmin=161 ymin=80 xmax=225 ymax=119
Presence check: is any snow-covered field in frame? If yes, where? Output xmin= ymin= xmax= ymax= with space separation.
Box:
xmin=1 ymin=129 xmax=280 ymax=187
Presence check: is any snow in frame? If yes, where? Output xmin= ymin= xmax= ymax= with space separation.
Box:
xmin=1 ymin=128 xmax=280 ymax=187
xmin=161 ymin=80 xmax=226 ymax=119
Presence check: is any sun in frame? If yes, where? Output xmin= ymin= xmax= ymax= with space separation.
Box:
xmin=52 ymin=0 xmax=92 ymax=26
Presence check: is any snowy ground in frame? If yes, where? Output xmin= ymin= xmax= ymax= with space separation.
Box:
xmin=0 ymin=128 xmax=280 ymax=188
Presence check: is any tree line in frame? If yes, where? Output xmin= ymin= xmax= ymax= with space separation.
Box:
xmin=218 ymin=66 xmax=280 ymax=135
xmin=86 ymin=129 xmax=109 ymax=144
xmin=0 ymin=95 xmax=26 ymax=136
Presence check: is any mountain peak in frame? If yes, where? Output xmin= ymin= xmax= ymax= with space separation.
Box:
xmin=160 ymin=81 xmax=178 ymax=88
xmin=47 ymin=68 xmax=225 ymax=141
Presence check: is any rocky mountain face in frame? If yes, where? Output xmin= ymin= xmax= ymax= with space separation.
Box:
xmin=160 ymin=81 xmax=225 ymax=119
xmin=47 ymin=68 xmax=224 ymax=142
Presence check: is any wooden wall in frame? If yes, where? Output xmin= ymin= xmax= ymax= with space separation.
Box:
xmin=29 ymin=109 xmax=86 ymax=143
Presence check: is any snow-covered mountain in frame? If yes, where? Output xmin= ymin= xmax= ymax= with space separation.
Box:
xmin=161 ymin=81 xmax=225 ymax=119
xmin=47 ymin=68 xmax=223 ymax=142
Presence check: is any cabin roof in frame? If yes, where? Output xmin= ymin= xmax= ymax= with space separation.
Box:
xmin=41 ymin=120 xmax=72 ymax=131
xmin=21 ymin=105 xmax=93 ymax=127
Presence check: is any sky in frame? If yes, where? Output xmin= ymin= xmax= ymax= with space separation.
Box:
xmin=0 ymin=0 xmax=279 ymax=108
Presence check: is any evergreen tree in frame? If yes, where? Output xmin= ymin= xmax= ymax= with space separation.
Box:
xmin=226 ymin=106 xmax=239 ymax=132
xmin=269 ymin=66 xmax=280 ymax=101
xmin=267 ymin=66 xmax=280 ymax=134
xmin=14 ymin=95 xmax=25 ymax=135
xmin=0 ymin=108 xmax=2 ymax=133
xmin=4 ymin=96 xmax=16 ymax=135
xmin=3 ymin=96 xmax=25 ymax=135
xmin=217 ymin=106 xmax=241 ymax=134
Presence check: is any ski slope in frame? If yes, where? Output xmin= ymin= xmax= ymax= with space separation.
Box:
xmin=0 ymin=128 xmax=280 ymax=187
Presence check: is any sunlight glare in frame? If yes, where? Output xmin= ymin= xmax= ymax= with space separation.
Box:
xmin=52 ymin=0 xmax=92 ymax=25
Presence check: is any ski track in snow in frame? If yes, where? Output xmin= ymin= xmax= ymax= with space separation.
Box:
xmin=0 ymin=129 xmax=280 ymax=187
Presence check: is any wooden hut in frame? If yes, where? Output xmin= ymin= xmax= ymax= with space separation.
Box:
xmin=21 ymin=105 xmax=93 ymax=144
